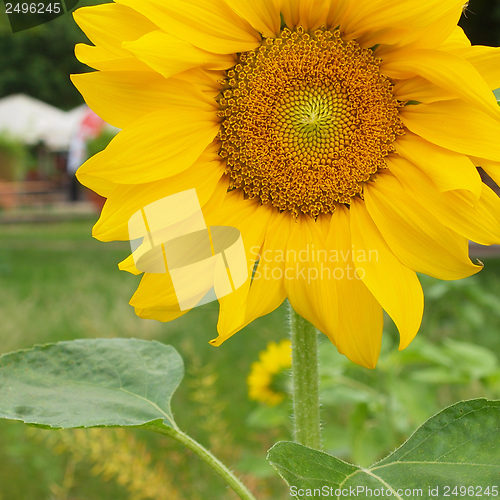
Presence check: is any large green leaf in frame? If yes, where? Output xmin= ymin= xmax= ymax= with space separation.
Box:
xmin=0 ymin=339 xmax=183 ymax=428
xmin=268 ymin=399 xmax=500 ymax=499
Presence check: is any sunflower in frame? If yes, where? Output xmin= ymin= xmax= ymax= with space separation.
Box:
xmin=248 ymin=340 xmax=292 ymax=406
xmin=72 ymin=0 xmax=500 ymax=368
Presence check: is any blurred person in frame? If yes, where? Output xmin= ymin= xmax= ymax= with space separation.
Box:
xmin=67 ymin=108 xmax=104 ymax=201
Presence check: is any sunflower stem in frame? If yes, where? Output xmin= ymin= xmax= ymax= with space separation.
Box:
xmin=153 ymin=425 xmax=256 ymax=500
xmin=288 ymin=302 xmax=321 ymax=449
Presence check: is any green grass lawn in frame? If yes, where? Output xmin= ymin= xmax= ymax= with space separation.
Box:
xmin=0 ymin=218 xmax=499 ymax=500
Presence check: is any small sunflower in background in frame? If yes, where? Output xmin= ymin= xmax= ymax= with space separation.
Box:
xmin=247 ymin=340 xmax=292 ymax=406
xmin=72 ymin=0 xmax=500 ymax=368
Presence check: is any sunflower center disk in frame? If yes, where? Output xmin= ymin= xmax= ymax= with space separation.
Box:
xmin=218 ymin=28 xmax=404 ymax=217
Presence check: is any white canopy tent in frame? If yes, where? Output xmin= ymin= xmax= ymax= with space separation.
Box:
xmin=0 ymin=94 xmax=90 ymax=151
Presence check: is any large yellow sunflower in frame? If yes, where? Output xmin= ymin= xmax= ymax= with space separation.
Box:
xmin=72 ymin=0 xmax=500 ymax=368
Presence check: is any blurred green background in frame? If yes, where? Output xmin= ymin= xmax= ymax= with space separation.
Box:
xmin=0 ymin=1 xmax=499 ymax=499
xmin=0 ymin=222 xmax=499 ymax=500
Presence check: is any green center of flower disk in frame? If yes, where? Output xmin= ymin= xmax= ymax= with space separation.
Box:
xmin=217 ymin=27 xmax=404 ymax=218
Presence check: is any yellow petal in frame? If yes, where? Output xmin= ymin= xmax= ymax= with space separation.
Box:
xmin=123 ymin=31 xmax=235 ymax=80
xmin=92 ymin=150 xmax=226 ymax=242
xmin=477 ymin=159 xmax=500 ymax=188
xmin=130 ymin=272 xmax=187 ymax=322
xmin=327 ymin=206 xmax=384 ymax=368
xmin=71 ymin=71 xmax=213 ymax=129
xmin=364 ymin=173 xmax=482 ymax=280
xmin=457 ymin=45 xmax=500 ymax=90
xmin=245 ymin=211 xmax=288 ymax=324
xmin=173 ymin=69 xmax=225 ymax=102
xmin=325 ymin=0 xmax=351 ymax=29
xmin=281 ymin=211 xmax=384 ymax=368
xmin=393 ymin=77 xmax=454 ymax=104
xmin=440 ymin=26 xmax=471 ymax=51
xmin=283 ymin=215 xmax=333 ymax=337
xmin=382 ymin=49 xmax=499 ymax=120
xmin=73 ymin=2 xmax=158 ymax=73
xmin=118 ymin=254 xmax=142 ymax=275
xmin=394 ymin=133 xmax=482 ymax=199
xmin=116 ymin=0 xmax=260 ymax=54
xmin=210 ymin=210 xmax=289 ymax=345
xmin=280 ymin=0 xmax=300 ymax=28
xmin=475 ymin=184 xmax=500 ymax=228
xmin=74 ymin=43 xmax=151 ymax=72
xmin=401 ymin=100 xmax=500 ymax=162
xmin=73 ymin=3 xmax=156 ymax=50
xmin=442 ymin=188 xmax=500 ymax=246
xmin=342 ymin=0 xmax=464 ymax=48
xmin=203 ymin=192 xmax=273 ymax=344
xmin=77 ymin=107 xmax=219 ymax=187
xmin=225 ymin=0 xmax=281 ymax=38
xmin=388 ymin=156 xmax=500 ymax=246
xmin=350 ymin=199 xmax=423 ymax=351
xmin=298 ymin=0 xmax=331 ymax=31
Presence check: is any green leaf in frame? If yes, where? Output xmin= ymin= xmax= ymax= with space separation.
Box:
xmin=267 ymin=399 xmax=500 ymax=499
xmin=0 ymin=339 xmax=183 ymax=429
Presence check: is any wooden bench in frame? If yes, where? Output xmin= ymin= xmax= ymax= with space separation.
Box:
xmin=0 ymin=180 xmax=62 ymax=209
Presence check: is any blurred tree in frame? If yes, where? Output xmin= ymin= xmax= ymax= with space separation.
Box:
xmin=0 ymin=0 xmax=109 ymax=110
xmin=461 ymin=0 xmax=500 ymax=46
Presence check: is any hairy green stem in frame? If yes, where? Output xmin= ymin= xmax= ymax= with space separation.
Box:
xmin=153 ymin=425 xmax=256 ymax=500
xmin=289 ymin=302 xmax=321 ymax=449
